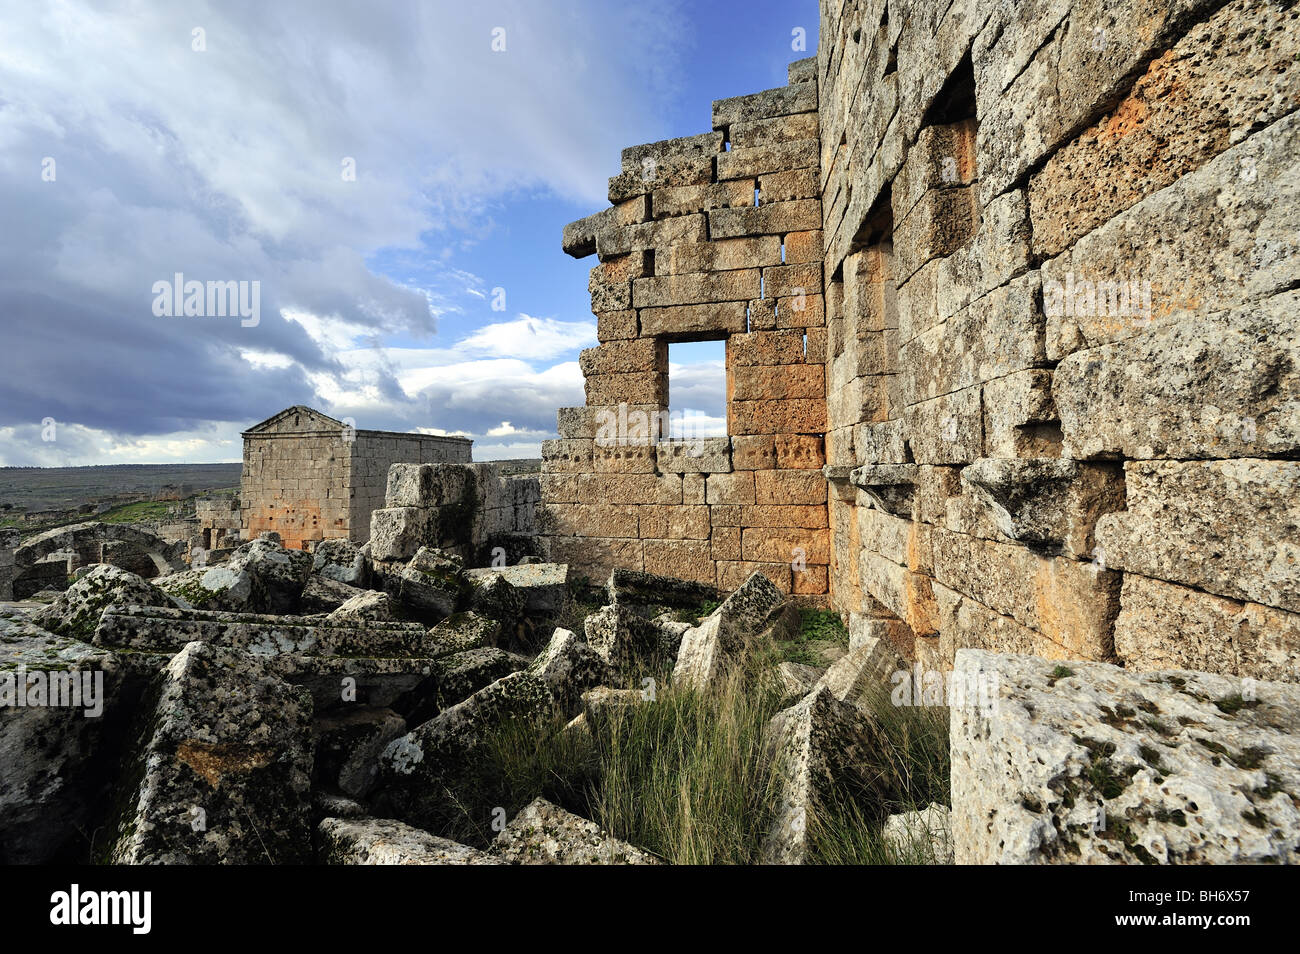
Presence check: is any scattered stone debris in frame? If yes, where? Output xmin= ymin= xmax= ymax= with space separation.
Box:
xmin=492 ymin=798 xmax=660 ymax=865
xmin=883 ymin=803 xmax=954 ymax=864
xmin=318 ymin=816 xmax=501 ymax=865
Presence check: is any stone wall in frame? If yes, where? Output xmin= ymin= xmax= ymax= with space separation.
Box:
xmin=819 ymin=0 xmax=1299 ymax=680
xmin=541 ymin=57 xmax=832 ymax=595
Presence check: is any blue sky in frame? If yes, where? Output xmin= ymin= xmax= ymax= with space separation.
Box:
xmin=0 ymin=0 xmax=818 ymax=465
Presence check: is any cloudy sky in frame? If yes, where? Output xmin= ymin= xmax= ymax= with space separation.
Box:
xmin=0 ymin=0 xmax=818 ymax=465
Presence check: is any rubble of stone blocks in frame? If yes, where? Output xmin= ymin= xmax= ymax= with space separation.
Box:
xmin=371 ymin=462 xmax=540 ymax=566
xmin=540 ymin=56 xmax=831 ymax=598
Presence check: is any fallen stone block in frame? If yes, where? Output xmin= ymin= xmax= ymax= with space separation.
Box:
xmin=584 ymin=603 xmax=672 ymax=675
xmin=299 ymin=575 xmax=365 ymax=614
xmin=369 ymin=507 xmax=434 ymax=563
xmin=312 ymin=539 xmax=368 ymax=587
xmin=883 ymin=803 xmax=954 ymax=864
xmin=92 ymin=604 xmax=434 ymax=658
xmin=398 ymin=547 xmax=472 ymax=620
xmin=605 ymin=567 xmax=719 ymax=610
xmin=372 ymin=672 xmax=555 ymax=831
xmin=770 ymin=660 xmax=824 ymax=703
xmin=318 ymin=816 xmax=501 ymax=865
xmin=581 ymin=686 xmax=646 ymax=730
xmin=227 ymin=536 xmax=314 ymax=614
xmin=467 ymin=563 xmax=570 ymax=621
xmin=950 ymin=649 xmax=1300 ymax=864
xmin=105 ymin=641 xmax=314 ymax=864
xmin=814 ymin=636 xmax=904 ymax=710
xmin=467 ymin=572 xmax=524 ymax=630
xmin=427 ymin=611 xmax=500 ymax=656
xmin=674 ymin=571 xmax=797 ymax=691
xmin=312 ymin=705 xmax=407 ymax=798
xmin=527 ymin=628 xmax=613 ymax=716
xmin=761 ymin=684 xmax=892 ymax=864
xmin=327 ymin=590 xmax=398 ymax=624
xmin=0 ymin=615 xmax=132 ymax=863
xmin=492 ymin=798 xmax=661 ymax=864
xmin=32 ymin=564 xmax=178 ymax=641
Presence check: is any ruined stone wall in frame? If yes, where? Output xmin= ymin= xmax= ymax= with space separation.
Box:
xmin=371 ymin=462 xmax=540 ymax=565
xmin=820 ymin=0 xmax=1298 ymax=680
xmin=541 ymin=58 xmax=832 ymax=595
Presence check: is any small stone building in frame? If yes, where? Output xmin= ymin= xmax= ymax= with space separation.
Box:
xmin=241 ymin=406 xmax=472 ymax=549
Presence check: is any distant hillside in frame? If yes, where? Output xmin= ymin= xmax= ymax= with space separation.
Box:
xmin=0 ymin=463 xmax=242 ymax=514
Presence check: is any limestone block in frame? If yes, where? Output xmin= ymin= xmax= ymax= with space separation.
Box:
xmin=754 ymin=469 xmax=827 ymax=506
xmin=783 ymin=229 xmax=823 ymax=264
xmin=1095 ymin=459 xmax=1300 ymax=613
xmin=578 ymin=338 xmax=665 ymax=377
xmin=563 ymin=196 xmax=649 ymax=258
xmin=728 ymin=330 xmax=809 ymax=366
xmin=857 ymin=549 xmax=940 ymax=638
xmin=931 ymin=529 xmax=1120 ymax=659
xmin=716 ymin=140 xmax=821 ymax=180
xmin=643 ymin=538 xmax=716 ymax=584
xmin=608 ymin=155 xmax=713 ymax=204
xmin=903 ymin=386 xmax=984 ymax=465
xmin=620 ymin=131 xmax=724 ymax=172
xmin=1042 ymin=111 xmax=1300 ymax=359
xmin=713 ymin=83 xmax=818 ymax=127
xmin=959 ymin=458 xmax=1125 ymax=559
xmin=493 ymin=798 xmax=661 ymax=865
xmin=729 ymin=398 xmax=827 ymax=435
xmin=664 ymin=236 xmax=781 ymax=275
xmin=709 ymin=200 xmax=822 ymax=238
xmin=651 ymin=180 xmax=755 ymax=219
xmin=632 ymin=269 xmax=761 ymax=308
xmin=584 ymin=371 xmax=666 ymax=407
xmin=596 ymin=213 xmax=707 ymax=259
xmin=1114 ymin=573 xmax=1300 ymax=683
xmin=741 ymin=528 xmax=830 ymax=565
xmin=731 ymin=434 xmax=825 ymax=470
xmin=655 ymin=437 xmax=732 ymax=473
xmin=951 ymin=649 xmax=1300 ymax=864
xmin=1055 ymin=291 xmax=1300 ymax=460
xmin=319 ymin=816 xmax=501 ymax=865
xmin=637 ymin=505 xmax=711 ymax=540
xmin=638 ymin=301 xmax=748 ymax=338
xmin=596 ymin=309 xmax=638 ymax=341
xmin=731 ymin=111 xmax=820 ymax=149
xmin=576 ymin=472 xmax=682 ymax=506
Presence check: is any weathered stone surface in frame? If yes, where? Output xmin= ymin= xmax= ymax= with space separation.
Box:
xmin=815 ymin=636 xmax=903 ymax=709
xmin=466 ymin=563 xmax=569 ymax=620
xmin=398 ymin=547 xmax=471 ymax=619
xmin=227 ymin=536 xmax=314 ymax=614
xmin=771 ymin=661 xmax=825 ymax=703
xmin=674 ymin=571 xmax=796 ymax=690
xmin=327 ymin=589 xmax=397 ymax=624
xmin=368 ymin=507 xmax=433 ymax=563
xmin=761 ymin=685 xmax=892 ymax=864
xmin=106 ymin=641 xmax=314 ymax=864
xmin=419 ymin=647 xmax=530 ymax=716
xmin=951 ymin=649 xmax=1300 ymax=864
xmin=155 ymin=563 xmax=258 ymax=614
xmin=298 ymin=575 xmax=364 ymax=614
xmin=372 ymin=672 xmax=554 ymax=829
xmin=427 ymin=611 xmax=500 ymax=657
xmin=713 ymin=83 xmax=817 ymax=128
xmin=1096 ymin=460 xmax=1300 ymax=613
xmin=932 ymin=530 xmax=1120 ymax=659
xmin=318 ymin=816 xmax=501 ymax=865
xmin=312 ymin=539 xmax=367 ymax=586
xmin=1114 ymin=574 xmax=1300 ymax=683
xmin=33 ymin=564 xmax=178 ymax=641
xmin=526 ymin=627 xmax=612 ymax=715
xmin=0 ymin=616 xmax=130 ymax=863
xmin=960 ymin=458 xmax=1124 ymax=559
xmin=883 ymin=803 xmax=953 ymax=864
xmin=1055 ymin=291 xmax=1300 ymax=460
xmin=93 ymin=604 xmax=432 ymax=658
xmin=312 ymin=705 xmax=406 ymax=798
xmin=584 ymin=603 xmax=671 ymax=675
xmin=492 ymin=798 xmax=661 ymax=864
xmin=605 ymin=566 xmax=718 ymax=609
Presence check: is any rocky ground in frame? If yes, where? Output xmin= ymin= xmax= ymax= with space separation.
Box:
xmin=0 ymin=532 xmax=949 ymax=865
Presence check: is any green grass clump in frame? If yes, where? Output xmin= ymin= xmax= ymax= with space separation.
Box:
xmin=434 ymin=651 xmax=952 ymax=864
